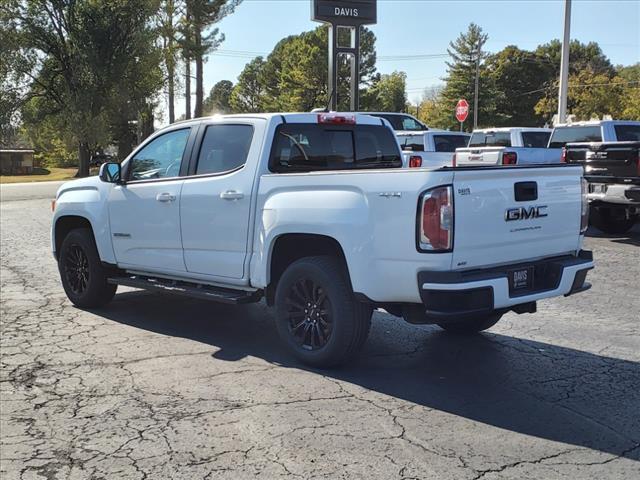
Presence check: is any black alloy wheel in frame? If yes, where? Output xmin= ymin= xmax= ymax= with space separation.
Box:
xmin=63 ymin=244 xmax=90 ymax=295
xmin=285 ymin=278 xmax=333 ymax=351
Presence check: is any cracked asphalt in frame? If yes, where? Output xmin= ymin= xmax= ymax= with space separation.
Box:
xmin=1 ymin=182 xmax=639 ymax=479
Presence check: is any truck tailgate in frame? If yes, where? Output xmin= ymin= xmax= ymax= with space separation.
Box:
xmin=455 ymin=147 xmax=504 ymax=166
xmin=566 ymin=141 xmax=640 ymax=180
xmin=451 ymin=166 xmax=583 ymax=270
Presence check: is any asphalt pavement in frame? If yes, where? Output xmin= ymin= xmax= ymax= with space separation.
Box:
xmin=1 ymin=182 xmax=639 ymax=479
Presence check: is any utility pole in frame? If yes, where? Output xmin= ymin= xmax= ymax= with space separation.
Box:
xmin=473 ymin=52 xmax=480 ymax=129
xmin=557 ymin=0 xmax=572 ymax=124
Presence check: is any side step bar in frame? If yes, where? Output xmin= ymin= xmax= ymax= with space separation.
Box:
xmin=107 ymin=275 xmax=262 ymax=304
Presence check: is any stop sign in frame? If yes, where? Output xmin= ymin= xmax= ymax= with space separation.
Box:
xmin=455 ymin=99 xmax=469 ymax=123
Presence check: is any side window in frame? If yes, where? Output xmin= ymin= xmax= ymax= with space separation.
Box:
xmin=196 ymin=125 xmax=254 ymax=175
xmin=129 ymin=129 xmax=190 ymax=181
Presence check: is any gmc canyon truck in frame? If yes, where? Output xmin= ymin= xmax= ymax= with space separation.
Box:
xmin=565 ymin=141 xmax=640 ymax=234
xmin=52 ymin=113 xmax=594 ymax=367
xmin=454 ymin=128 xmax=560 ymax=166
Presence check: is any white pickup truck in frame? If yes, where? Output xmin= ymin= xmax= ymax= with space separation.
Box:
xmin=455 ymin=127 xmax=561 ymax=166
xmin=397 ymin=130 xmax=470 ymax=168
xmin=52 ymin=113 xmax=594 ymax=367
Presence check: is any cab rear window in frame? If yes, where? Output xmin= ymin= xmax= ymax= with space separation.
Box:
xmin=469 ymin=131 xmax=511 ymax=147
xmin=548 ymin=126 xmax=602 ymax=148
xmin=269 ymin=124 xmax=402 ymax=172
xmin=614 ymin=124 xmax=640 ymax=141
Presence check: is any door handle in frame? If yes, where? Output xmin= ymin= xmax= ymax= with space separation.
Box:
xmin=156 ymin=192 xmax=176 ymax=202
xmin=220 ymin=190 xmax=244 ymax=200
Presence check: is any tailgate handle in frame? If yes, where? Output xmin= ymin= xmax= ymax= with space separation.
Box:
xmin=515 ymin=182 xmax=538 ymax=202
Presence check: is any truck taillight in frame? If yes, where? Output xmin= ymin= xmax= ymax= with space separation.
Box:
xmin=317 ymin=113 xmax=356 ymax=125
xmin=409 ymin=156 xmax=422 ymax=168
xmin=418 ymin=186 xmax=453 ymax=252
xmin=452 ymin=152 xmax=457 ymax=167
xmin=580 ymin=177 xmax=589 ymax=234
xmin=502 ymin=152 xmax=517 ymax=165
xmin=561 ymin=148 xmax=567 ymax=163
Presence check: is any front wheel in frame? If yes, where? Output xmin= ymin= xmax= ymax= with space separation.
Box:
xmin=274 ymin=256 xmax=372 ymax=368
xmin=437 ymin=313 xmax=503 ymax=334
xmin=58 ymin=228 xmax=117 ymax=308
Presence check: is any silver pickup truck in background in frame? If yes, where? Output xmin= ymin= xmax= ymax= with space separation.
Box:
xmin=454 ymin=127 xmax=560 ymax=166
xmin=397 ymin=130 xmax=470 ymax=168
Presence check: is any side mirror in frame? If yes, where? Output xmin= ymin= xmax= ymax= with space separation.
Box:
xmin=99 ymin=162 xmax=122 ymax=184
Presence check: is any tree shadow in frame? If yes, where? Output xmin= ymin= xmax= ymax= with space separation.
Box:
xmin=96 ymin=290 xmax=640 ymax=460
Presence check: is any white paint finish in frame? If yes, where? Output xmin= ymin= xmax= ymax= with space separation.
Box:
xmin=422 ymin=261 xmax=593 ymax=309
xmin=52 ymin=176 xmax=116 ymax=264
xmin=398 ymin=131 xmax=470 ymax=168
xmin=180 ymin=119 xmax=267 ymax=280
xmin=451 ymin=166 xmax=584 ymax=271
xmin=108 ymin=180 xmax=186 ymax=272
xmin=455 ymin=127 xmax=561 ymax=166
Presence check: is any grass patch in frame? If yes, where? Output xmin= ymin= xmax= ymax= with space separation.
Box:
xmin=0 ymin=167 xmax=90 ymax=184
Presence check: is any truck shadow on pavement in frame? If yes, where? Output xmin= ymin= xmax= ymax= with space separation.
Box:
xmin=99 ymin=292 xmax=640 ymax=461
xmin=585 ymin=224 xmax=640 ymax=246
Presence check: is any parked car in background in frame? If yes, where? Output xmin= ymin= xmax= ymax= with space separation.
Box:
xmin=362 ymin=112 xmax=428 ymax=132
xmin=454 ymin=127 xmax=560 ymax=166
xmin=397 ymin=130 xmax=470 ymax=168
xmin=565 ymin=140 xmax=640 ymax=234
xmin=549 ymin=120 xmax=640 ymax=149
xmin=51 ymin=112 xmax=593 ymax=367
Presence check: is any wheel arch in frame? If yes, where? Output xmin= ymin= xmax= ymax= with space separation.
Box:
xmin=53 ymin=216 xmax=95 ymax=260
xmin=265 ymin=233 xmax=351 ymax=306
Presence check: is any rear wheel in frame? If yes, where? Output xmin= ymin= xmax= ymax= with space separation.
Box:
xmin=437 ymin=313 xmax=503 ymax=334
xmin=590 ymin=206 xmax=637 ymax=234
xmin=58 ymin=228 xmax=117 ymax=308
xmin=274 ymin=256 xmax=372 ymax=368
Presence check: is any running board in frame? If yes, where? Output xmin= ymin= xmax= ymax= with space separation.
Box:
xmin=107 ymin=275 xmax=262 ymax=304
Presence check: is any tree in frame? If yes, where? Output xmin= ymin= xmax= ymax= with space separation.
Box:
xmin=251 ymin=25 xmax=377 ymax=112
xmin=435 ymin=23 xmax=493 ymax=130
xmin=617 ymin=64 xmax=640 ymax=120
xmin=8 ymin=0 xmax=162 ymax=176
xmin=230 ymin=57 xmax=267 ymax=113
xmin=361 ymin=72 xmax=407 ymax=112
xmin=203 ymin=80 xmax=234 ymax=114
xmin=158 ymin=0 xmax=180 ymax=124
xmin=484 ymin=46 xmax=549 ymax=126
xmin=183 ymin=0 xmax=242 ymax=118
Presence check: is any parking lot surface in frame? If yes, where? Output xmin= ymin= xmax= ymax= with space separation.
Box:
xmin=1 ymin=184 xmax=639 ymax=479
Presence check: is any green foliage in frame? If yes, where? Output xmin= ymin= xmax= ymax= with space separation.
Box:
xmin=203 ymin=80 xmax=234 ymax=114
xmin=361 ymin=72 xmax=407 ymax=112
xmin=230 ymin=57 xmax=267 ymax=113
xmin=431 ymin=23 xmax=494 ymax=130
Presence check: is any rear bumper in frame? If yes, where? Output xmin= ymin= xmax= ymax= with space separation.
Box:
xmin=418 ymin=250 xmax=594 ymax=320
xmin=587 ymin=183 xmax=640 ymax=205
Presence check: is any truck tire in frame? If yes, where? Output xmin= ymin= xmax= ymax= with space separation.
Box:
xmin=58 ymin=228 xmax=117 ymax=308
xmin=437 ymin=313 xmax=502 ymax=334
xmin=274 ymin=256 xmax=372 ymax=368
xmin=590 ymin=207 xmax=637 ymax=234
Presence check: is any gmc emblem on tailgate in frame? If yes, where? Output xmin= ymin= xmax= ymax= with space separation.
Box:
xmin=505 ymin=206 xmax=548 ymax=221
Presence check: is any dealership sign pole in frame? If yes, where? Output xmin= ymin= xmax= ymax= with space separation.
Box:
xmin=455 ymin=99 xmax=469 ymax=131
xmin=312 ymin=0 xmax=377 ymax=111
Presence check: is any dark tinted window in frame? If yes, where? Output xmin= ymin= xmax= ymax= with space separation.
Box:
xmin=548 ymin=126 xmax=602 ymax=148
xmin=469 ymin=131 xmax=511 ymax=147
xmin=614 ymin=124 xmax=640 ymax=141
xmin=433 ymin=134 xmax=469 ymax=152
xmin=196 ymin=125 xmax=253 ymax=175
xmin=369 ymin=114 xmax=425 ymax=131
xmin=270 ymin=124 xmax=402 ymax=172
xmin=521 ymin=131 xmax=551 ymax=148
xmin=398 ymin=135 xmax=425 ymax=151
xmin=130 ymin=128 xmax=190 ymax=180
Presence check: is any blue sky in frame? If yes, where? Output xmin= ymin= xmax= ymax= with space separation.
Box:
xmin=168 ymin=0 xmax=640 ymax=121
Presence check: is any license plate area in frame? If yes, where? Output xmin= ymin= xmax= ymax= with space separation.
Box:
xmin=509 ymin=266 xmax=534 ymax=294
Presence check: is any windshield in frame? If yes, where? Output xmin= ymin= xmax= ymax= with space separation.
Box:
xmin=369 ymin=114 xmax=426 ymax=131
